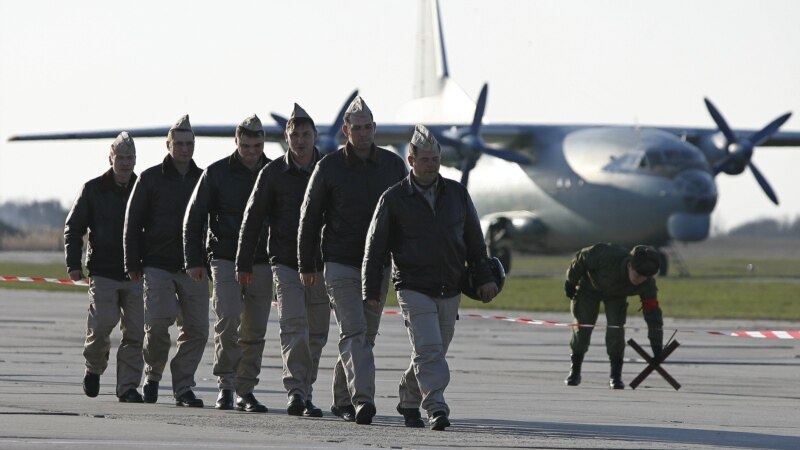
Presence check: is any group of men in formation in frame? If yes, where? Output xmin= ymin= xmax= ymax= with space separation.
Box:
xmin=64 ymin=96 xmax=498 ymax=431
xmin=64 ymin=94 xmax=666 ymax=431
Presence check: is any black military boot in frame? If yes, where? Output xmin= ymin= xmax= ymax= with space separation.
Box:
xmin=565 ymin=354 xmax=583 ymax=386
xmin=609 ymin=358 xmax=625 ymax=389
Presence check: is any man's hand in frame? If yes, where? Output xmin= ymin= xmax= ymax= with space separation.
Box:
xmin=365 ymin=298 xmax=379 ymax=306
xmin=128 ymin=271 xmax=141 ymax=282
xmin=237 ymin=271 xmax=252 ymax=287
xmin=186 ymin=267 xmax=206 ymax=281
xmin=476 ymin=281 xmax=499 ymax=303
xmin=300 ymin=272 xmax=316 ymax=287
xmin=68 ymin=270 xmax=84 ymax=282
xmin=564 ymin=280 xmax=577 ymax=299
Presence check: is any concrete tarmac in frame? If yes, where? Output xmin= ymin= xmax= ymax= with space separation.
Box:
xmin=0 ymin=288 xmax=798 ymax=449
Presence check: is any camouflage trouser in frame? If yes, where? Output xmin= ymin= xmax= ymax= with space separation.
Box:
xmin=325 ymin=262 xmax=390 ymax=408
xmin=569 ymin=294 xmax=628 ymax=360
xmin=272 ymin=264 xmax=330 ymax=401
xmin=396 ymin=289 xmax=460 ymax=418
xmin=83 ymin=276 xmax=144 ymax=396
xmin=142 ymin=267 xmax=209 ymax=397
xmin=210 ymin=260 xmax=272 ymax=395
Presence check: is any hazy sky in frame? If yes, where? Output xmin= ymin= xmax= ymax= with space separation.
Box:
xmin=1 ymin=0 xmax=799 ymax=233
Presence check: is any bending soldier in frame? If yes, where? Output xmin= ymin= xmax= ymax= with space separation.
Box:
xmin=563 ymin=243 xmax=664 ymax=389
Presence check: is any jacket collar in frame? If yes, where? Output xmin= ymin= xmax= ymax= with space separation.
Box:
xmin=402 ymin=173 xmax=446 ymax=196
xmin=343 ymin=142 xmax=380 ymax=167
xmin=282 ymin=147 xmax=320 ymax=173
xmin=100 ymin=168 xmax=137 ymax=193
xmin=162 ymin=154 xmax=201 ymax=179
xmin=228 ymin=150 xmax=268 ymax=174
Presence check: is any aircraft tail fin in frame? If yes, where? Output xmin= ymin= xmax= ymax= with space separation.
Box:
xmin=398 ymin=0 xmax=477 ymax=124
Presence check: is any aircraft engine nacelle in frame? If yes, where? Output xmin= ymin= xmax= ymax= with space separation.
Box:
xmin=667 ymin=212 xmax=710 ymax=242
xmin=438 ymin=144 xmax=465 ymax=168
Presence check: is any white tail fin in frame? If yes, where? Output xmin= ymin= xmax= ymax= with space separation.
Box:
xmin=397 ymin=0 xmax=476 ymax=124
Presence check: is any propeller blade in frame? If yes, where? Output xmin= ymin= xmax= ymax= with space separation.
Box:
xmin=748 ymin=161 xmax=779 ymax=205
xmin=331 ymin=89 xmax=359 ymax=135
xmin=481 ymin=146 xmax=532 ymax=165
xmin=704 ymin=98 xmax=737 ymax=144
xmin=271 ymin=113 xmax=288 ymax=131
xmin=749 ymin=112 xmax=792 ymax=146
xmin=459 ymin=158 xmax=477 ymax=186
xmin=470 ymin=83 xmax=488 ymax=136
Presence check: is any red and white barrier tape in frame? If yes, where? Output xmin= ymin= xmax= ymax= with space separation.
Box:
xmin=0 ymin=275 xmax=89 ymax=286
xmin=2 ymin=276 xmax=797 ymax=339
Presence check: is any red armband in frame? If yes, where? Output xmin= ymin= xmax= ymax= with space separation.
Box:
xmin=641 ymin=298 xmax=659 ymax=311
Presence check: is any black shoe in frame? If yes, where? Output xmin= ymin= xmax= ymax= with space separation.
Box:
xmin=286 ymin=393 xmax=305 ymax=416
xmin=355 ymin=402 xmax=376 ymax=425
xmin=82 ymin=372 xmax=100 ymax=398
xmin=118 ymin=388 xmax=144 ymax=403
xmin=142 ymin=380 xmax=158 ymax=403
xmin=396 ymin=405 xmax=425 ymax=428
xmin=303 ymin=400 xmax=323 ymax=418
xmin=236 ymin=393 xmax=268 ymax=413
xmin=175 ymin=390 xmax=204 ymax=408
xmin=331 ymin=404 xmax=355 ymax=422
xmin=215 ymin=389 xmax=234 ymax=410
xmin=565 ymin=353 xmax=583 ymax=386
xmin=429 ymin=410 xmax=450 ymax=431
xmin=609 ymin=378 xmax=625 ymax=389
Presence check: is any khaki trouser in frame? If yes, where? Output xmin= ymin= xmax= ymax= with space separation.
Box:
xmin=211 ymin=259 xmax=272 ymax=395
xmin=272 ymin=264 xmax=330 ymax=400
xmin=396 ymin=289 xmax=460 ymax=418
xmin=142 ymin=267 xmax=209 ymax=398
xmin=83 ymin=276 xmax=144 ymax=397
xmin=325 ymin=262 xmax=390 ymax=408
xmin=570 ymin=294 xmax=628 ymax=360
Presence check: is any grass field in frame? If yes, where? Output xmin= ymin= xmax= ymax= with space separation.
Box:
xmin=2 ymin=251 xmax=798 ymax=320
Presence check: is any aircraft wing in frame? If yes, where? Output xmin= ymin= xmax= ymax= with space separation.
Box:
xmin=658 ymin=126 xmax=800 ymax=147
xmin=7 ymin=125 xmax=286 ymax=143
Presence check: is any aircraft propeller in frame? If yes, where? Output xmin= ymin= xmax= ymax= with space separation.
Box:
xmin=433 ymin=83 xmax=532 ymax=186
xmin=271 ymin=90 xmax=359 ymax=156
xmin=704 ymin=97 xmax=790 ymax=205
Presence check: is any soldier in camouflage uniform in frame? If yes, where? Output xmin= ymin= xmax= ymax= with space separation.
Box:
xmin=563 ymin=244 xmax=664 ymax=389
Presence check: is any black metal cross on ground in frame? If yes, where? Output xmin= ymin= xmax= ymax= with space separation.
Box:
xmin=627 ymin=338 xmax=681 ymax=390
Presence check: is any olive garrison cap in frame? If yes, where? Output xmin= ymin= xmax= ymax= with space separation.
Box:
xmin=410 ymin=124 xmax=439 ymax=152
xmin=238 ymin=114 xmax=263 ymax=133
xmin=630 ymin=245 xmax=660 ymax=277
xmin=290 ymin=103 xmax=313 ymax=121
xmin=111 ymin=131 xmax=135 ymax=153
xmin=170 ymin=114 xmax=193 ymax=133
xmin=344 ymin=95 xmax=373 ymax=121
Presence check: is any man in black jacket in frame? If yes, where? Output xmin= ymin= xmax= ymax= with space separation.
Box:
xmin=124 ymin=115 xmax=208 ymax=408
xmin=237 ymin=104 xmax=328 ymax=418
xmin=183 ymin=114 xmax=271 ymax=413
xmin=362 ymin=125 xmax=498 ymax=431
xmin=65 ymin=131 xmax=144 ymax=403
xmin=298 ymin=96 xmax=407 ymax=425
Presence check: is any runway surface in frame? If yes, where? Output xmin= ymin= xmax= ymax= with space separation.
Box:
xmin=0 ymin=289 xmax=798 ymax=449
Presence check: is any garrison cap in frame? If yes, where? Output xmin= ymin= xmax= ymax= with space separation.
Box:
xmin=410 ymin=124 xmax=439 ymax=152
xmin=344 ymin=95 xmax=373 ymax=121
xmin=630 ymin=245 xmax=660 ymax=277
xmin=290 ymin=103 xmax=313 ymax=122
xmin=238 ymin=114 xmax=263 ymax=133
xmin=111 ymin=131 xmax=135 ymax=153
xmin=170 ymin=114 xmax=193 ymax=133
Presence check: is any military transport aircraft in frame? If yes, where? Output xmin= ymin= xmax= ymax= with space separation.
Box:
xmin=8 ymin=0 xmax=800 ymax=274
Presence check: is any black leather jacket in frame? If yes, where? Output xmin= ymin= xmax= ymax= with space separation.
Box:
xmin=64 ymin=169 xmax=137 ymax=281
xmin=183 ymin=151 xmax=269 ymax=269
xmin=237 ymin=149 xmax=321 ymax=273
xmin=124 ymin=154 xmax=202 ymax=273
xmin=362 ymin=175 xmax=493 ymax=300
xmin=298 ymin=144 xmax=407 ymax=272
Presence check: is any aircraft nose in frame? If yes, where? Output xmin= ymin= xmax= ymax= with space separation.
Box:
xmin=674 ymin=169 xmax=717 ymax=213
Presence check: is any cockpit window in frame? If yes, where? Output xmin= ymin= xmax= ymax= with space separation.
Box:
xmin=604 ymin=148 xmax=709 ymax=177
